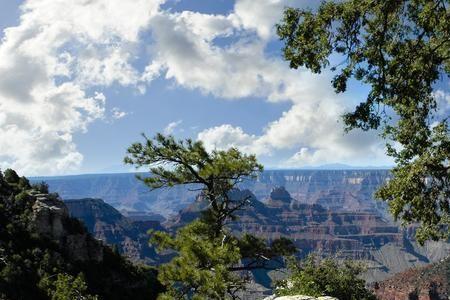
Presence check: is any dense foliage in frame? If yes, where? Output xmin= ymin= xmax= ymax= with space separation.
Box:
xmin=40 ymin=273 xmax=98 ymax=300
xmin=0 ymin=169 xmax=161 ymax=300
xmin=126 ymin=134 xmax=296 ymax=299
xmin=276 ymin=255 xmax=376 ymax=300
xmin=277 ymin=0 xmax=450 ymax=243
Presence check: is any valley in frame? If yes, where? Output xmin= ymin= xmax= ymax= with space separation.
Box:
xmin=37 ymin=170 xmax=449 ymax=287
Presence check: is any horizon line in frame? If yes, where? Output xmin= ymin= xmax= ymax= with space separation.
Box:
xmin=29 ymin=167 xmax=393 ymax=179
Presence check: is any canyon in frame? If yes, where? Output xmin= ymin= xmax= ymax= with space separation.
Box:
xmin=39 ymin=170 xmax=448 ymax=289
xmin=33 ymin=169 xmax=392 ymax=218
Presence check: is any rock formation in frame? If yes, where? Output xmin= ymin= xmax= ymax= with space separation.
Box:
xmin=32 ymin=193 xmax=69 ymax=240
xmin=0 ymin=170 xmax=162 ymax=300
xmin=167 ymin=188 xmax=449 ymax=283
xmin=33 ymin=170 xmax=449 ymax=292
xmin=31 ymin=192 xmax=103 ymax=262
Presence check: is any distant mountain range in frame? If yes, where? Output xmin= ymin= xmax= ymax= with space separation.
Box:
xmin=285 ymin=163 xmax=393 ymax=170
xmin=32 ymin=169 xmax=393 ymax=217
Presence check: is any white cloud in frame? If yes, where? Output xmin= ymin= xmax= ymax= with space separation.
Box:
xmin=198 ymin=124 xmax=267 ymax=155
xmin=233 ymin=0 xmax=309 ymax=40
xmin=0 ymin=0 xmax=163 ymax=175
xmin=144 ymin=12 xmax=271 ymax=99
xmin=140 ymin=3 xmax=390 ymax=167
xmin=164 ymin=120 xmax=183 ymax=135
xmin=1 ymin=0 xmax=396 ymax=174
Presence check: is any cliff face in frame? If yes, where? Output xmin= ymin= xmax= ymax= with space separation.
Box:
xmin=33 ymin=170 xmax=391 ymax=217
xmin=245 ymin=170 xmax=391 ymax=217
xmin=169 ymin=187 xmax=401 ymax=259
xmin=32 ymin=172 xmax=197 ymax=216
xmin=31 ymin=193 xmax=104 ymax=262
xmin=65 ymin=198 xmax=163 ymax=264
xmin=167 ymin=187 xmax=449 ymax=283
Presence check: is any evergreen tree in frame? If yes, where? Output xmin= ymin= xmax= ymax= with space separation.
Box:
xmin=125 ymin=134 xmax=296 ymax=299
xmin=40 ymin=273 xmax=98 ymax=300
xmin=277 ymin=0 xmax=450 ymax=243
xmin=276 ymin=254 xmax=376 ymax=300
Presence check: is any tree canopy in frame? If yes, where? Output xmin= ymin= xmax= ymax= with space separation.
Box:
xmin=277 ymin=0 xmax=450 ymax=243
xmin=276 ymin=254 xmax=376 ymax=300
xmin=125 ymin=134 xmax=296 ymax=299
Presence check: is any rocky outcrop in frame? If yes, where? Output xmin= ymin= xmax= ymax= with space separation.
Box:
xmin=32 ymin=172 xmax=199 ymax=217
xmin=0 ymin=170 xmax=163 ymax=300
xmin=36 ymin=171 xmax=449 ymax=285
xmin=266 ymin=186 xmax=293 ymax=208
xmin=32 ymin=193 xmax=69 ymax=240
xmin=31 ymin=192 xmax=104 ymax=262
xmin=245 ymin=169 xmax=391 ymax=217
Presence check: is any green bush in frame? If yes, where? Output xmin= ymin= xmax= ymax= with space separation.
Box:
xmin=276 ymin=254 xmax=376 ymax=300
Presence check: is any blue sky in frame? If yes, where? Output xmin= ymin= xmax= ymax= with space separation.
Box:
xmin=0 ymin=0 xmax=412 ymax=175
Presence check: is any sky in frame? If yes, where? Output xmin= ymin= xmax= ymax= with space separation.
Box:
xmin=2 ymin=0 xmax=441 ymax=176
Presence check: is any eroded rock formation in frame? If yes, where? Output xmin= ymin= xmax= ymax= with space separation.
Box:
xmin=31 ymin=192 xmax=103 ymax=262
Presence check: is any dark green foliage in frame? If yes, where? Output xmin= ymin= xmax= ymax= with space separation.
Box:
xmin=78 ymin=246 xmax=161 ymax=300
xmin=151 ymin=220 xmax=244 ymax=299
xmin=3 ymin=169 xmax=20 ymax=185
xmin=277 ymin=0 xmax=450 ymax=243
xmin=126 ymin=134 xmax=296 ymax=299
xmin=0 ymin=169 xmax=162 ymax=300
xmin=237 ymin=234 xmax=296 ymax=266
xmin=40 ymin=273 xmax=98 ymax=300
xmin=277 ymin=255 xmax=376 ymax=300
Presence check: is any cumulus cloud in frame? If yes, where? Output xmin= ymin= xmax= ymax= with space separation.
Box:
xmin=197 ymin=124 xmax=267 ymax=155
xmin=233 ymin=0 xmax=314 ymax=40
xmin=139 ymin=1 xmax=390 ymax=167
xmin=141 ymin=1 xmax=392 ymax=168
xmin=1 ymin=0 xmax=393 ymax=174
xmin=0 ymin=0 xmax=163 ymax=174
